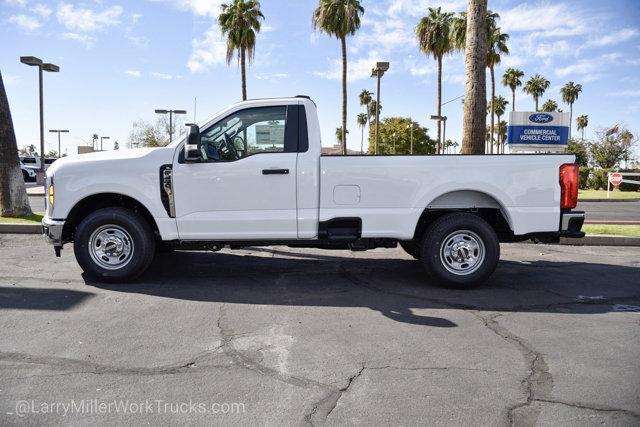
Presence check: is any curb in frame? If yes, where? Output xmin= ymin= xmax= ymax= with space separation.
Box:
xmin=560 ymin=235 xmax=640 ymax=247
xmin=580 ymin=198 xmax=640 ymax=203
xmin=0 ymin=223 xmax=41 ymax=234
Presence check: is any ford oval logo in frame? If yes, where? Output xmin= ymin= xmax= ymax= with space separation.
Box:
xmin=529 ymin=113 xmax=553 ymax=124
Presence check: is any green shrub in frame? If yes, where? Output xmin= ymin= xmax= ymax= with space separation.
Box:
xmin=588 ymin=168 xmax=612 ymax=190
xmin=578 ymin=166 xmax=590 ymax=189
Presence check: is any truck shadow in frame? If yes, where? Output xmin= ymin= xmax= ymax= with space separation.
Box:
xmin=88 ymin=249 xmax=640 ymax=327
xmin=0 ymin=287 xmax=94 ymax=311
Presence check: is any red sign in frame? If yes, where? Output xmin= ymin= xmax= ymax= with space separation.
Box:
xmin=609 ymin=173 xmax=623 ymax=186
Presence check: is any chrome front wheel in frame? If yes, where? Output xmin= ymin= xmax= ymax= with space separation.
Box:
xmin=88 ymin=225 xmax=135 ymax=270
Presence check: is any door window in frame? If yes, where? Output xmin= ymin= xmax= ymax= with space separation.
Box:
xmin=200 ymin=106 xmax=287 ymax=162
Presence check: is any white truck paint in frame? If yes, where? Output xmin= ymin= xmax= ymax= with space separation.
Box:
xmin=43 ymin=97 xmax=584 ymax=287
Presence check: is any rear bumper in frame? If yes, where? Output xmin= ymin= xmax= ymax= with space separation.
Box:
xmin=560 ymin=210 xmax=585 ymax=238
xmin=42 ymin=217 xmax=65 ymax=247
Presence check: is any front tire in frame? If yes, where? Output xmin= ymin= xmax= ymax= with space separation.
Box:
xmin=74 ymin=207 xmax=156 ymax=282
xmin=420 ymin=213 xmax=499 ymax=289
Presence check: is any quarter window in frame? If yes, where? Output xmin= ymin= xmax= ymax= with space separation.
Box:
xmin=200 ymin=106 xmax=287 ymax=162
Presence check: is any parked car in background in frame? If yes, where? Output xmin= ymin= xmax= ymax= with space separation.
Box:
xmin=21 ymin=162 xmax=37 ymax=182
xmin=20 ymin=156 xmax=40 ymax=169
xmin=19 ymin=156 xmax=57 ymax=171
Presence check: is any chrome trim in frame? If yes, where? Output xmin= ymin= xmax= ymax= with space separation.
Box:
xmin=561 ymin=212 xmax=585 ymax=231
xmin=162 ymin=167 xmax=176 ymax=217
xmin=42 ymin=217 xmax=65 ymax=246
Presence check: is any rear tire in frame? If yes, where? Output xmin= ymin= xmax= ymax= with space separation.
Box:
xmin=420 ymin=212 xmax=499 ymax=289
xmin=74 ymin=207 xmax=156 ymax=282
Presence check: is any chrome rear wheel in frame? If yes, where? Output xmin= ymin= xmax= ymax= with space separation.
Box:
xmin=439 ymin=230 xmax=485 ymax=275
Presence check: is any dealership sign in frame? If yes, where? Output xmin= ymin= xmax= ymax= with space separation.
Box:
xmin=507 ymin=112 xmax=570 ymax=152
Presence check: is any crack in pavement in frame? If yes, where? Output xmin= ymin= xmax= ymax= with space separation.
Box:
xmin=0 ymin=346 xmax=227 ymax=380
xmin=533 ymin=398 xmax=640 ymax=420
xmin=304 ymin=364 xmax=365 ymax=426
xmin=473 ymin=313 xmax=553 ymax=426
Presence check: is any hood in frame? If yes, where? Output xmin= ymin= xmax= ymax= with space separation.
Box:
xmin=46 ymin=146 xmax=176 ymax=177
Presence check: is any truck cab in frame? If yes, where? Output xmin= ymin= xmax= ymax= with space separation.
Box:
xmin=43 ymin=96 xmax=584 ymax=288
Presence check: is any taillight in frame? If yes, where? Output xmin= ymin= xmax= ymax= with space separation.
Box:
xmin=559 ymin=163 xmax=578 ymax=209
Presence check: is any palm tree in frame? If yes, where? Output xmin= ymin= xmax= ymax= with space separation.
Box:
xmin=576 ymin=114 xmax=588 ymax=142
xmin=219 ymin=0 xmax=265 ymax=101
xmin=490 ymin=95 xmax=508 ymax=153
xmin=416 ymin=7 xmax=455 ymax=154
xmin=335 ymin=126 xmax=349 ymax=147
xmin=620 ymin=129 xmax=634 ymax=168
xmin=496 ymin=120 xmax=508 ymax=154
xmin=501 ymin=68 xmax=524 ymax=112
xmin=451 ymin=9 xmax=499 ymax=48
xmin=486 ymin=27 xmax=509 ymax=153
xmin=460 ymin=0 xmax=488 ymax=154
xmin=0 ymin=70 xmax=32 ymax=217
xmin=452 ymin=8 xmax=504 ymax=154
xmin=541 ymin=99 xmax=558 ymax=112
xmin=523 ymin=74 xmax=550 ymax=111
xmin=368 ymin=100 xmax=381 ymax=122
xmin=313 ymin=0 xmax=365 ymax=155
xmin=560 ymin=81 xmax=582 ymax=139
xmin=359 ymin=89 xmax=372 ymax=124
xmin=357 ymin=113 xmax=367 ymax=154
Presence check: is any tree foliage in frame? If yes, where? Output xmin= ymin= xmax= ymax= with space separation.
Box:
xmin=589 ymin=127 xmax=629 ymax=169
xmin=566 ymin=138 xmax=589 ymax=167
xmin=541 ymin=99 xmax=558 ymax=112
xmin=367 ymin=117 xmax=436 ymax=155
xmin=128 ymin=115 xmax=185 ymax=148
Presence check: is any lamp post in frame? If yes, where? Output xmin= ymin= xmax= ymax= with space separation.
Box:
xmin=21 ymin=56 xmax=59 ymax=184
xmin=155 ymin=109 xmax=187 ymax=143
xmin=100 ymin=136 xmax=110 ymax=151
xmin=49 ymin=129 xmax=69 ymax=158
xmin=442 ymin=116 xmax=447 ymax=154
xmin=392 ymin=132 xmax=397 ymax=154
xmin=370 ymin=61 xmax=389 ymax=155
xmin=430 ymin=115 xmax=447 ymax=154
xmin=407 ymin=122 xmax=414 ymax=154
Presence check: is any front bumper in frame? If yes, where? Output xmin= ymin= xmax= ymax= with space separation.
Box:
xmin=560 ymin=210 xmax=585 ymax=238
xmin=42 ymin=217 xmax=65 ymax=247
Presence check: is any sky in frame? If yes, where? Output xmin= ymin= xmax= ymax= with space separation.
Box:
xmin=1 ymin=0 xmax=640 ymax=156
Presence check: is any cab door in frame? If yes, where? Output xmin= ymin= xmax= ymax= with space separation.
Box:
xmin=172 ymin=104 xmax=299 ymax=240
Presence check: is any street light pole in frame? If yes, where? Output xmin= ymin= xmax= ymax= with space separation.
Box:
xmin=370 ymin=62 xmax=389 ymax=155
xmin=442 ymin=116 xmax=447 ymax=154
xmin=49 ymin=129 xmax=69 ymax=158
xmin=430 ymin=115 xmax=447 ymax=154
xmin=407 ymin=122 xmax=414 ymax=154
xmin=21 ymin=56 xmax=59 ymax=184
xmin=155 ymin=109 xmax=187 ymax=143
xmin=392 ymin=132 xmax=397 ymax=154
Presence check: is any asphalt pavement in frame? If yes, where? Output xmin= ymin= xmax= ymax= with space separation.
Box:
xmin=1 ymin=235 xmax=638 ymax=425
xmin=578 ymin=200 xmax=640 ymax=224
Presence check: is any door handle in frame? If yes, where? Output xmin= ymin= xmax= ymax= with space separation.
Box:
xmin=262 ymin=168 xmax=289 ymax=175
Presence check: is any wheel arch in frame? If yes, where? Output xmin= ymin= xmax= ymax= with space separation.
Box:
xmin=62 ymin=193 xmax=159 ymax=242
xmin=412 ymin=190 xmax=514 ymax=241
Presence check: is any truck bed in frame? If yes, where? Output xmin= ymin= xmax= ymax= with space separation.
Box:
xmin=319 ymin=154 xmax=573 ymax=239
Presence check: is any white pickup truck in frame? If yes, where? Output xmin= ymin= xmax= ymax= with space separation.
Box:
xmin=43 ymin=96 xmax=585 ymax=287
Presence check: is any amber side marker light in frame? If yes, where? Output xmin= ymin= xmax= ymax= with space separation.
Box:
xmin=48 ymin=183 xmax=54 ymax=206
xmin=559 ymin=163 xmax=578 ymax=209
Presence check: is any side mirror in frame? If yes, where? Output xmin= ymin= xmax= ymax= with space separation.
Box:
xmin=184 ymin=124 xmax=202 ymax=162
